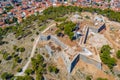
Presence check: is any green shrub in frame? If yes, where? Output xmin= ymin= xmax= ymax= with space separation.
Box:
xmin=31 ymin=38 xmax=34 ymax=42
xmin=13 ymin=45 xmax=17 ymax=51
xmin=14 ymin=56 xmax=22 ymax=63
xmin=48 ymin=66 xmax=59 ymax=74
xmin=57 ymin=21 xmax=76 ymax=40
xmin=25 ymin=69 xmax=34 ymax=75
xmin=36 ymin=32 xmax=39 ymax=35
xmin=17 ymin=68 xmax=22 ymax=72
xmin=3 ymin=53 xmax=12 ymax=60
xmin=85 ymin=16 xmax=90 ymax=19
xmin=16 ymin=47 xmax=25 ymax=52
xmin=0 ymin=60 xmax=2 ymax=63
xmin=1 ymin=72 xmax=14 ymax=80
xmin=16 ymin=75 xmax=34 ymax=80
xmin=86 ymin=75 xmax=92 ymax=80
xmin=96 ymin=77 xmax=108 ymax=80
xmin=100 ymin=45 xmax=116 ymax=69
xmin=116 ymin=50 xmax=120 ymax=59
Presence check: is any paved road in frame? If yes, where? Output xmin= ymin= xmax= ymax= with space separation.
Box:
xmin=15 ymin=23 xmax=55 ymax=76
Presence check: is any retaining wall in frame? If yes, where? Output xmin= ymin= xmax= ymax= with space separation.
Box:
xmin=45 ymin=45 xmax=53 ymax=57
xmin=98 ymin=23 xmax=106 ymax=33
xmin=70 ymin=54 xmax=80 ymax=73
xmin=51 ymin=35 xmax=67 ymax=49
xmin=84 ymin=27 xmax=89 ymax=44
xmin=79 ymin=54 xmax=102 ymax=70
xmin=40 ymin=35 xmax=51 ymax=41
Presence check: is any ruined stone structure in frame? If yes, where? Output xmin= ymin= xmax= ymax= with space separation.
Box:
xmin=39 ymin=34 xmax=102 ymax=73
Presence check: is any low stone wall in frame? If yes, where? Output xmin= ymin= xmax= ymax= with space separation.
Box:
xmin=39 ymin=35 xmax=67 ymax=49
xmin=98 ymin=24 xmax=106 ymax=33
xmin=84 ymin=27 xmax=89 ymax=44
xmin=70 ymin=54 xmax=80 ymax=73
xmin=51 ymin=35 xmax=67 ymax=49
xmin=39 ymin=35 xmax=50 ymax=41
xmin=45 ymin=45 xmax=53 ymax=57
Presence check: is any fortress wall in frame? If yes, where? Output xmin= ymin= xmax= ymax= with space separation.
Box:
xmin=51 ymin=35 xmax=67 ymax=49
xmin=79 ymin=54 xmax=102 ymax=70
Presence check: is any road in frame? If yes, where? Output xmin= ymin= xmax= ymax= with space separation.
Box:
xmin=15 ymin=23 xmax=56 ymax=76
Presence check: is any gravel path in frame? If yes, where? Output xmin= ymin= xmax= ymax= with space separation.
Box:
xmin=15 ymin=23 xmax=56 ymax=76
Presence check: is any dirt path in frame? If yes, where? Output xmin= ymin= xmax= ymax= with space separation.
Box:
xmin=15 ymin=23 xmax=56 ymax=76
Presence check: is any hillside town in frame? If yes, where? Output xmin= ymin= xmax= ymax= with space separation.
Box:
xmin=1 ymin=0 xmax=120 ymax=27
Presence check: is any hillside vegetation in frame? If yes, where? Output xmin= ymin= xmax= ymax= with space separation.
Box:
xmin=1 ymin=6 xmax=120 ymax=43
xmin=1 ymin=5 xmax=120 ymax=80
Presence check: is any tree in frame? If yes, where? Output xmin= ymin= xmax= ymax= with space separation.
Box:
xmin=100 ymin=45 xmax=116 ymax=69
xmin=30 ymin=54 xmax=46 ymax=80
xmin=16 ymin=47 xmax=25 ymax=52
xmin=4 ymin=19 xmax=11 ymax=24
xmin=96 ymin=77 xmax=108 ymax=80
xmin=1 ymin=72 xmax=14 ymax=80
xmin=4 ymin=6 xmax=13 ymax=12
xmin=13 ymin=45 xmax=17 ymax=51
xmin=36 ymin=66 xmax=46 ymax=74
xmin=37 ymin=54 xmax=44 ymax=63
xmin=24 ymin=75 xmax=34 ymax=80
xmin=101 ymin=45 xmax=111 ymax=53
xmin=19 ymin=47 xmax=25 ymax=52
xmin=3 ymin=53 xmax=12 ymax=60
xmin=85 ymin=16 xmax=90 ymax=19
xmin=25 ymin=69 xmax=34 ymax=75
xmin=86 ymin=75 xmax=92 ymax=80
xmin=31 ymin=54 xmax=44 ymax=71
xmin=116 ymin=50 xmax=120 ymax=59
xmin=0 ymin=60 xmax=2 ymax=63
xmin=14 ymin=56 xmax=22 ymax=63
xmin=36 ymin=32 xmax=39 ymax=35
xmin=48 ymin=66 xmax=59 ymax=74
xmin=36 ymin=74 xmax=44 ymax=80
xmin=16 ymin=75 xmax=34 ymax=80
xmin=31 ymin=38 xmax=34 ymax=42
xmin=13 ymin=17 xmax=18 ymax=23
xmin=57 ymin=21 xmax=76 ymax=40
xmin=17 ymin=68 xmax=22 ymax=72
